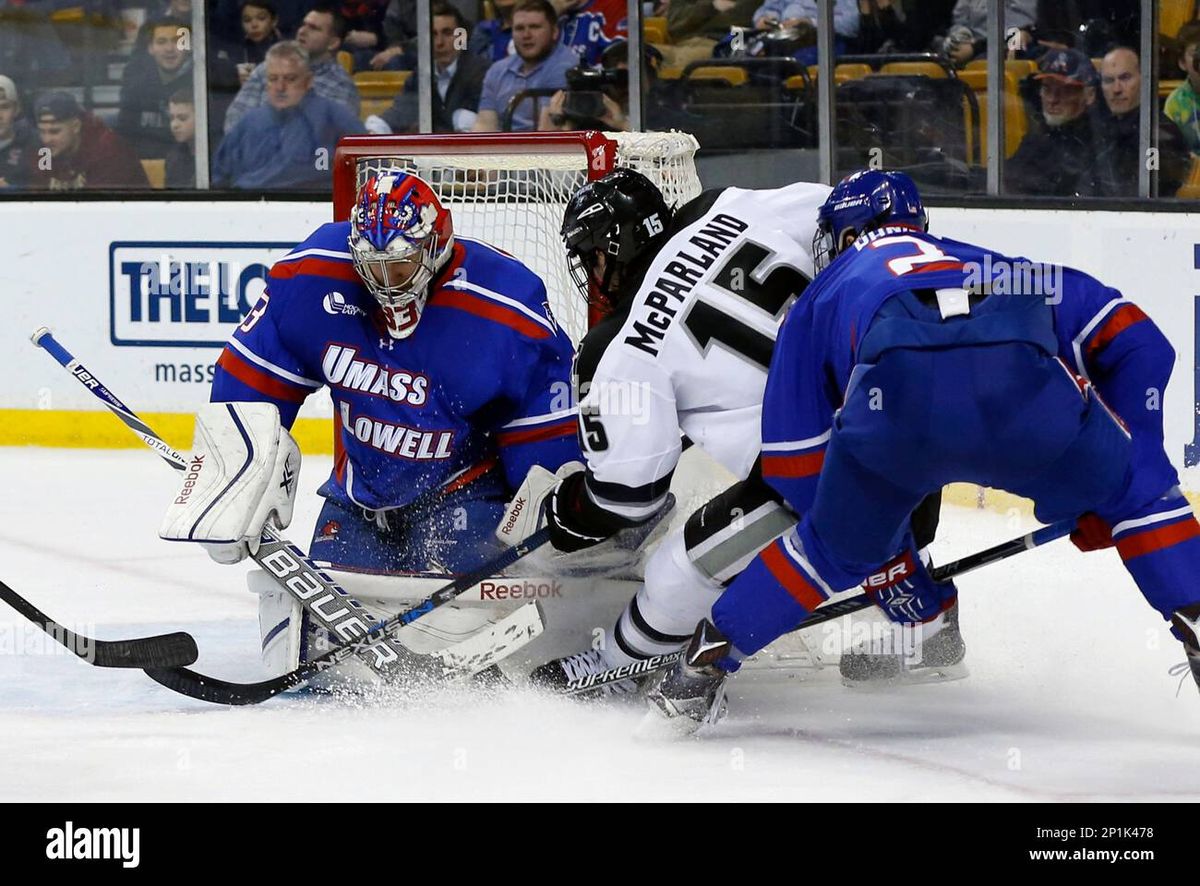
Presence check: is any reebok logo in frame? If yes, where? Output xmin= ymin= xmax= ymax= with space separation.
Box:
xmin=174 ymin=455 xmax=205 ymax=505
xmin=46 ymin=821 xmax=140 ymax=868
xmin=499 ymin=497 xmax=526 ymax=537
xmin=478 ymin=580 xmax=561 ymax=600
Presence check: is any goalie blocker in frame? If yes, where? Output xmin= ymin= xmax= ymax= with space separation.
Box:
xmin=160 ymin=402 xmax=301 ymax=564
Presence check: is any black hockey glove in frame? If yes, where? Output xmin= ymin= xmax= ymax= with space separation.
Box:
xmin=545 ymin=470 xmax=631 ymax=553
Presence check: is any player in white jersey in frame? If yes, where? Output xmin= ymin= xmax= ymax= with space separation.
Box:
xmin=519 ymin=169 xmax=960 ymax=692
xmin=518 ymin=170 xmax=828 ymax=690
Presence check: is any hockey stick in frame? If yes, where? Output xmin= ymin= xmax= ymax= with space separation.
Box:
xmin=30 ymin=327 xmax=472 ymax=681
xmin=143 ymin=526 xmax=552 ymax=704
xmin=0 ymin=579 xmax=198 ymax=668
xmin=562 ymin=519 xmax=1075 ymax=695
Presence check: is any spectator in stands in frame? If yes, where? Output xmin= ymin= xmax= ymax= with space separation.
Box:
xmin=556 ymin=0 xmax=627 ymax=66
xmin=213 ymin=0 xmax=308 ymax=42
xmin=0 ymin=75 xmax=37 ymax=189
xmin=751 ymin=0 xmax=859 ymax=51
xmin=235 ymin=0 xmax=283 ymax=81
xmin=659 ymin=0 xmax=758 ymax=70
xmin=1166 ymin=20 xmax=1200 ymax=156
xmin=224 ymin=5 xmax=360 ymax=133
xmin=371 ymin=0 xmax=418 ymax=69
xmin=1006 ymin=48 xmax=1103 ymax=196
xmin=854 ymin=0 xmax=954 ymax=54
xmin=213 ymin=41 xmax=365 ymax=189
xmin=365 ymin=3 xmax=487 ymax=132
xmin=472 ymin=0 xmax=577 ymax=131
xmin=117 ymin=19 xmax=194 ymax=159
xmin=28 ymin=91 xmax=149 ymax=190
xmin=471 ymin=0 xmax=518 ymax=61
xmin=164 ymin=88 xmax=196 ymax=188
xmin=939 ymin=0 xmax=1036 ymax=66
xmin=338 ymin=0 xmax=391 ymax=69
xmin=1093 ymin=45 xmax=1188 ymax=197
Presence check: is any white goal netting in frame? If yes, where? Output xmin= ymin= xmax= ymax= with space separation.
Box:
xmin=350 ymin=131 xmax=702 ymax=344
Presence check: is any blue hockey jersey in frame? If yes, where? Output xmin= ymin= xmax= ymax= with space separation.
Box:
xmin=211 ymin=223 xmax=581 ymax=512
xmin=761 ymin=226 xmax=1177 ymax=515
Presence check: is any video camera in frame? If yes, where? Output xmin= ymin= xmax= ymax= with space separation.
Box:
xmin=561 ymin=65 xmax=628 ymax=123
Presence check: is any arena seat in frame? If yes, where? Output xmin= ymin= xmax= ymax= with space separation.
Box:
xmin=644 ymin=16 xmax=669 ymax=44
xmin=801 ymin=63 xmax=871 ymax=86
xmin=355 ymin=71 xmax=410 ymax=118
xmin=337 ymin=51 xmax=354 ymax=74
xmin=1161 ymin=0 xmax=1195 ymax=42
xmin=140 ymin=158 xmax=165 ymax=189
xmin=686 ymin=66 xmax=748 ymax=86
xmin=878 ymin=61 xmax=947 ymax=78
xmin=1176 ymin=155 xmax=1200 ymax=199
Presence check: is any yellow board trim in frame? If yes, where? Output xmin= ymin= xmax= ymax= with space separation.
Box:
xmin=4 ymin=410 xmax=1199 ymax=512
xmin=0 ymin=410 xmax=336 ymax=454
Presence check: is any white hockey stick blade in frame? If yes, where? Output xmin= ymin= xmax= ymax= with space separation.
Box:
xmin=434 ymin=601 xmax=545 ymax=676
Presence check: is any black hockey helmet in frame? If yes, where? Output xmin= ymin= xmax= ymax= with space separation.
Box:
xmin=561 ymin=167 xmax=673 ymax=312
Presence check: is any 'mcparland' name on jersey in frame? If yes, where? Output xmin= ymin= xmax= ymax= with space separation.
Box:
xmin=623 ymin=212 xmax=749 ymax=357
xmin=322 ymin=344 xmax=429 ymax=405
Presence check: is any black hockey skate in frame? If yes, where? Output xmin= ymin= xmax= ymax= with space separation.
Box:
xmin=529 ymin=649 xmax=640 ymax=697
xmin=1170 ymin=604 xmax=1200 ymax=694
xmin=641 ymin=619 xmax=731 ymax=734
xmin=839 ymin=601 xmax=967 ymax=687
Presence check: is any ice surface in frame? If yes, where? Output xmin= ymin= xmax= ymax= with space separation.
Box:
xmin=0 ymin=448 xmax=1196 ymax=802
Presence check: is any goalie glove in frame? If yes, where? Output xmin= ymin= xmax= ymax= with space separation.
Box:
xmin=159 ymin=402 xmax=301 ymax=565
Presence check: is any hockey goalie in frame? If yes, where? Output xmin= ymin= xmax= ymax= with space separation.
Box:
xmin=158 ymin=170 xmax=589 ymax=682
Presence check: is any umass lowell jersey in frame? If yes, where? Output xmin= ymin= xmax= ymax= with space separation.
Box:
xmin=761 ymin=226 xmax=1179 ymax=515
xmin=576 ymin=182 xmax=830 ymax=522
xmin=212 ymin=224 xmax=580 ymax=512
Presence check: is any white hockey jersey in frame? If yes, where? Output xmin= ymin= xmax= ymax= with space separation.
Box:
xmin=575 ymin=181 xmax=831 ymax=522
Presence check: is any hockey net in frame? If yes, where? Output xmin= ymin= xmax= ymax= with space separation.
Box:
xmin=332 ymin=131 xmax=702 ymax=345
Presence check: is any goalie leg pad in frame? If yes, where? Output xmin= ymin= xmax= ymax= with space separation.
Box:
xmin=160 ymin=402 xmax=300 ymax=562
xmin=252 ymin=570 xmax=304 ymax=676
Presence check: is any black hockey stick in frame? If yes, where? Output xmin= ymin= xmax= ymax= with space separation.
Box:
xmin=562 ymin=519 xmax=1075 ymax=694
xmin=143 ymin=526 xmax=552 ymax=704
xmin=0 ymin=579 xmax=198 ymax=669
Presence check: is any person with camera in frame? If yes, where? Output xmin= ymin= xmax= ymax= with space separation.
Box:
xmin=537 ymin=41 xmax=647 ymax=131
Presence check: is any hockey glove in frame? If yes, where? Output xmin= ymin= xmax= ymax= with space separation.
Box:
xmin=159 ymin=402 xmax=301 ymax=564
xmin=1070 ymin=512 xmax=1114 ymax=552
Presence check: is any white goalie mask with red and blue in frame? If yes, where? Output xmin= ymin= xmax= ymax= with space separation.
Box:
xmin=348 ymin=172 xmax=454 ymax=339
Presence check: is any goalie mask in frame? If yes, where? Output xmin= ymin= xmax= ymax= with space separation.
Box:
xmin=349 ymin=171 xmax=454 ymax=339
xmin=561 ymin=168 xmax=673 ymax=316
xmin=813 ymin=169 xmax=928 ymax=273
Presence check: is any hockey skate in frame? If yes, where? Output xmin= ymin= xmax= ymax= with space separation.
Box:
xmin=641 ymin=619 xmax=730 ymax=736
xmin=839 ymin=601 xmax=968 ymax=687
xmin=1170 ymin=604 xmax=1200 ymax=695
xmin=528 ymin=648 xmax=641 ymax=697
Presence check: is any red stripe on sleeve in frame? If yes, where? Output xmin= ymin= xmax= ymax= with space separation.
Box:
xmin=496 ymin=417 xmax=577 ymax=447
xmin=762 ymin=450 xmax=825 ymax=478
xmin=1116 ymin=517 xmax=1200 ymax=561
xmin=217 ymin=349 xmax=310 ymax=403
xmin=1085 ymin=304 xmax=1148 ymax=359
xmin=270 ymin=257 xmax=362 ymax=284
xmin=761 ymin=540 xmax=826 ymax=611
xmin=431 ymin=290 xmax=550 ymax=339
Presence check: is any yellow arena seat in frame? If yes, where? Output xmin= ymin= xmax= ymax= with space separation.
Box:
xmin=644 ymin=16 xmax=668 ymax=44
xmin=687 ymin=66 xmax=748 ymax=86
xmin=140 ymin=158 xmax=166 ymax=189
xmin=878 ymin=61 xmax=946 ymax=78
xmin=337 ymin=50 xmax=354 ymax=74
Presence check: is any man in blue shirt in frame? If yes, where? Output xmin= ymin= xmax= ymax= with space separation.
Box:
xmin=213 ymin=41 xmax=364 ymax=189
xmin=472 ymin=0 xmax=578 ymax=132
